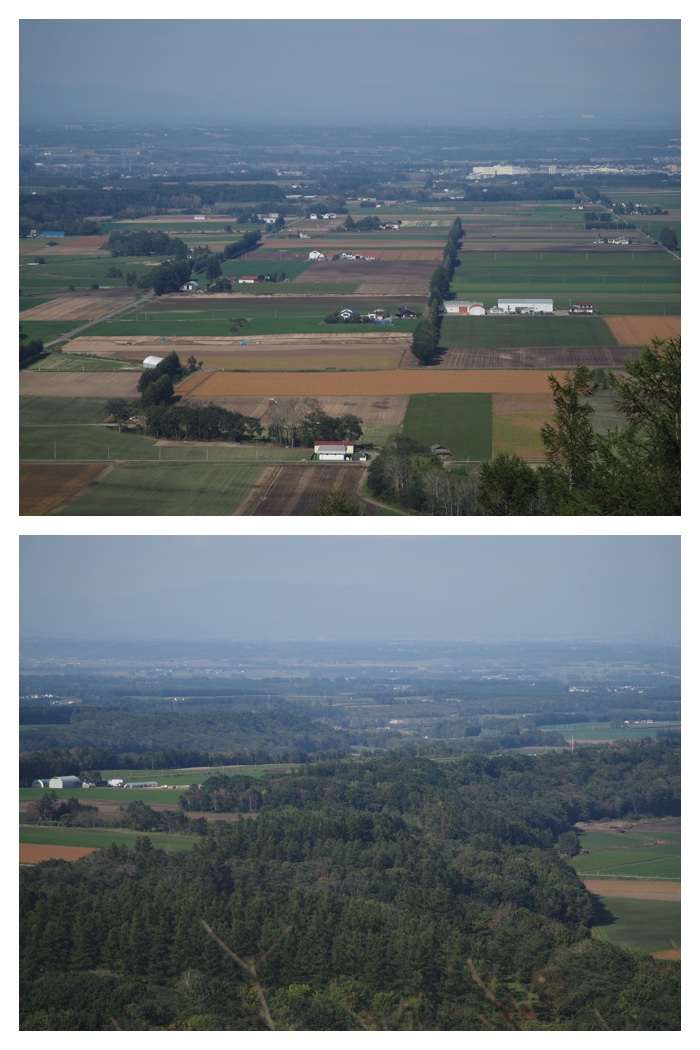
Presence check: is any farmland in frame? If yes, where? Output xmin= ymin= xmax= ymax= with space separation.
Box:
xmin=56 ymin=462 xmax=266 ymax=515
xmin=19 ymin=147 xmax=680 ymax=515
xmin=401 ymin=394 xmax=492 ymax=460
xmin=235 ymin=463 xmax=380 ymax=515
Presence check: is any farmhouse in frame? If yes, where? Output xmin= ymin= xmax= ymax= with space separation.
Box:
xmin=48 ymin=776 xmax=83 ymax=789
xmin=314 ymin=440 xmax=355 ymax=461
xmin=444 ymin=301 xmax=486 ymax=315
xmin=143 ymin=355 xmax=164 ymax=369
xmin=497 ymin=298 xmax=554 ymax=314
xmin=430 ymin=444 xmax=452 ymax=458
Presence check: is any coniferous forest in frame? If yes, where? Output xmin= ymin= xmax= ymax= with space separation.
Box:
xmin=20 ymin=743 xmax=680 ymax=1031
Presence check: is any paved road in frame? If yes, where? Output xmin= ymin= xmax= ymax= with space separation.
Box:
xmin=44 ymin=289 xmax=155 ymax=348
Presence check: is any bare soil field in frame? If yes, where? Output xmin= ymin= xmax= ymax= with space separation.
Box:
xmin=20 ymin=463 xmax=108 ymax=515
xmin=19 ymin=371 xmax=141 ymax=397
xmin=583 ymin=879 xmax=680 ymax=902
xmin=177 ymin=370 xmax=566 ymax=399
xmin=604 ymin=316 xmax=681 ymax=345
xmin=19 ymin=236 xmax=108 ymax=256
xmin=20 ymin=296 xmax=138 ymax=321
xmin=652 ymin=949 xmax=681 ymax=960
xmin=20 ymin=844 xmax=96 ymax=863
xmin=179 ymin=395 xmax=409 ymax=427
xmin=439 ymin=347 xmax=640 ymax=369
xmin=235 ymin=463 xmax=379 ymax=515
xmin=292 ymin=261 xmax=436 ymax=284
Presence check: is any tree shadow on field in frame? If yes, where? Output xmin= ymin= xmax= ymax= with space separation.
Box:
xmin=588 ymin=894 xmax=618 ymax=929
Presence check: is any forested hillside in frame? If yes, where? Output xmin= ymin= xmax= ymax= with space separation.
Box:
xmin=20 ymin=743 xmax=680 ymax=1030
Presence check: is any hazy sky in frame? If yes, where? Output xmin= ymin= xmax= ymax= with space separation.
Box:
xmin=19 ymin=536 xmax=680 ymax=643
xmin=19 ymin=17 xmax=680 ymax=127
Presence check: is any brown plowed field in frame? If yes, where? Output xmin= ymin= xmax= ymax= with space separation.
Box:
xmin=235 ymin=463 xmax=379 ymax=515
xmin=652 ymin=949 xmax=681 ymax=960
xmin=20 ymin=463 xmax=108 ymax=515
xmin=584 ymin=879 xmax=680 ymax=902
xmin=439 ymin=347 xmax=641 ymax=369
xmin=177 ymin=370 xmax=565 ymax=398
xmin=604 ymin=316 xmax=681 ymax=346
xmin=20 ymin=296 xmax=138 ymax=321
xmin=19 ymin=371 xmax=141 ymax=397
xmin=19 ymin=236 xmax=108 ymax=256
xmin=20 ymin=844 xmax=96 ymax=863
xmin=178 ymin=395 xmax=409 ymax=427
xmin=292 ymin=261 xmax=437 ymax=283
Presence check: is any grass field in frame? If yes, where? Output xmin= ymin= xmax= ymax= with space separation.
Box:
xmin=401 ymin=393 xmax=492 ymax=460
xmin=539 ymin=721 xmax=678 ymax=741
xmin=450 ymin=250 xmax=680 ymax=314
xmin=20 ymin=396 xmax=113 ymax=424
xmin=20 ymin=786 xmax=186 ymax=803
xmin=57 ymin=462 xmax=265 ymax=515
xmin=27 ymin=353 xmax=137 ymax=371
xmin=589 ymin=897 xmax=680 ymax=955
xmin=572 ymin=833 xmax=680 ymax=880
xmin=19 ymin=824 xmax=199 ymax=852
xmin=440 ymin=314 xmax=616 ymax=349
xmin=86 ymin=299 xmax=422 ymax=338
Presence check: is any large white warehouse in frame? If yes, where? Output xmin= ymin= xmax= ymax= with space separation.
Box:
xmin=496 ymin=298 xmax=554 ymax=314
xmin=444 ymin=301 xmax=486 ymax=315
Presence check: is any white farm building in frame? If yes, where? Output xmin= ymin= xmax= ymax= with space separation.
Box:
xmin=496 ymin=298 xmax=554 ymax=314
xmin=444 ymin=301 xmax=486 ymax=315
xmin=48 ymin=776 xmax=83 ymax=789
xmin=309 ymin=250 xmax=326 ymax=260
xmin=143 ymin=356 xmax=164 ymax=369
xmin=314 ymin=440 xmax=355 ymax=461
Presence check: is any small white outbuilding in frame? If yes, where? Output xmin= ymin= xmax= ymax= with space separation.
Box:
xmin=143 ymin=356 xmax=164 ymax=369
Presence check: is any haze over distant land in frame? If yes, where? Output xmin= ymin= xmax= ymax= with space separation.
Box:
xmin=19 ymin=536 xmax=680 ymax=644
xmin=19 ymin=18 xmax=680 ymax=128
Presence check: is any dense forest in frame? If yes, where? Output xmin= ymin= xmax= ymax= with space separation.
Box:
xmin=20 ymin=744 xmax=680 ymax=1030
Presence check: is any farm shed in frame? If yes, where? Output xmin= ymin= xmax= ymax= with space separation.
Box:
xmin=143 ymin=356 xmax=164 ymax=369
xmin=314 ymin=440 xmax=355 ymax=461
xmin=444 ymin=301 xmax=486 ymax=315
xmin=32 ymin=779 xmax=51 ymax=789
xmin=238 ymin=276 xmax=257 ymax=284
xmin=107 ymin=779 xmax=124 ymax=787
xmin=309 ymin=251 xmax=326 ymax=260
xmin=124 ymin=781 xmax=159 ymax=789
xmin=430 ymin=444 xmax=452 ymax=458
xmin=497 ymin=298 xmax=554 ymax=314
xmin=180 ymin=280 xmax=200 ymax=292
xmin=48 ymin=776 xmax=83 ymax=789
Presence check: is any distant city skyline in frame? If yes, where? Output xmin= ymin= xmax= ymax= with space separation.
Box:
xmin=20 ymin=536 xmax=680 ymax=644
xmin=20 ymin=18 xmax=680 ymax=128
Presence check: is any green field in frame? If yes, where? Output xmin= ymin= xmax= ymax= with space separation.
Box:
xmin=359 ymin=424 xmax=402 ymax=447
xmin=441 ymin=314 xmax=616 ymax=349
xmin=450 ymin=250 xmax=680 ymax=314
xmin=20 ymin=396 xmax=111 ymax=424
xmin=572 ymin=831 xmax=680 ymax=880
xmin=27 ymin=353 xmax=137 ymax=371
xmin=20 ymin=824 xmax=199 ymax=852
xmin=589 ymin=897 xmax=680 ymax=955
xmin=220 ymin=258 xmax=313 ymax=280
xmin=20 ymin=424 xmax=308 ymax=463
xmin=20 ymin=786 xmax=186 ymax=804
xmin=539 ymin=721 xmax=678 ymax=741
xmin=19 ymin=254 xmax=156 ymax=293
xmin=85 ymin=298 xmax=422 ymax=337
xmin=402 ymin=393 xmax=492 ymax=460
xmin=57 ymin=462 xmax=264 ymax=515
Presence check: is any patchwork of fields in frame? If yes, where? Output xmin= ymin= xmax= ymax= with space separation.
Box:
xmin=20 ymin=194 xmax=680 ymax=515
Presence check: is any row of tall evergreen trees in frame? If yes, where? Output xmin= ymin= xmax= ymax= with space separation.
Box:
xmin=411 ymin=216 xmax=463 ymax=364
